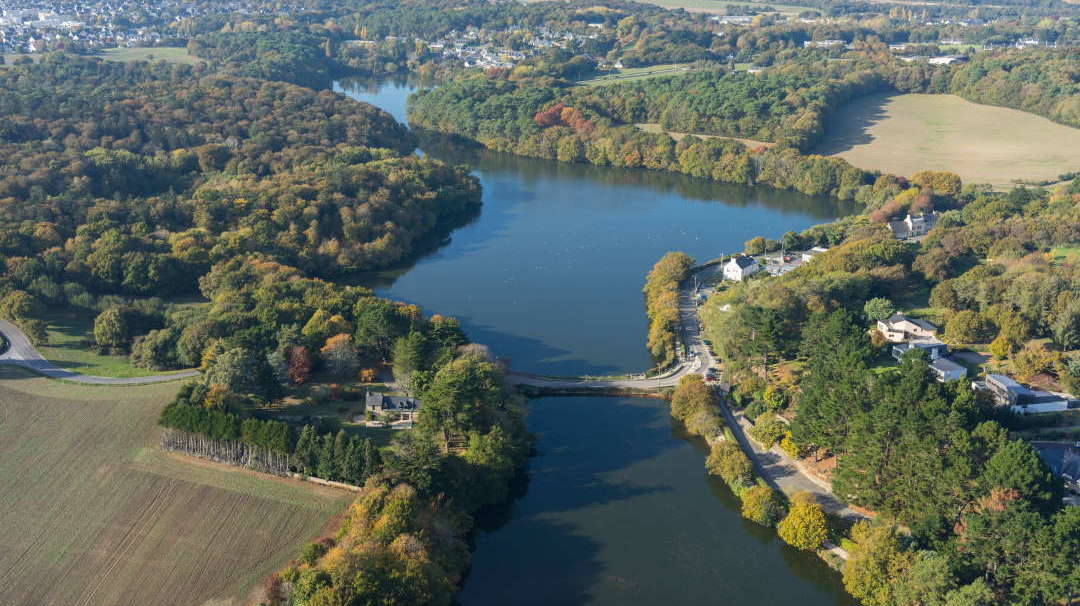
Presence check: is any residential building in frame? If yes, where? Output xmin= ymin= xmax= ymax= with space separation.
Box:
xmin=982 ymin=374 xmax=1077 ymax=414
xmin=723 ymin=255 xmax=759 ymax=282
xmin=800 ymin=246 xmax=828 ymax=262
xmin=888 ymin=212 xmax=939 ymax=239
xmin=892 ymin=337 xmax=948 ymax=361
xmin=929 ymin=357 xmax=967 ymax=382
xmin=877 ymin=313 xmax=939 ymax=343
xmin=364 ymin=391 xmax=421 ymax=425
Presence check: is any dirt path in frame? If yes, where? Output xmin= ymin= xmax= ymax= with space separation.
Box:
xmin=0 ymin=320 xmax=198 ymax=385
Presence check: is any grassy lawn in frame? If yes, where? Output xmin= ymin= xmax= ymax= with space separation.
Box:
xmin=0 ymin=367 xmax=351 ymax=606
xmin=1049 ymin=245 xmax=1080 ymax=264
xmin=814 ymin=93 xmax=1080 ymax=189
xmin=576 ymin=63 xmax=699 ymax=86
xmin=97 ymin=46 xmax=202 ymax=65
xmin=35 ymin=310 xmax=190 ymax=378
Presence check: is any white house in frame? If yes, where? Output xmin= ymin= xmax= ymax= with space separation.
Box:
xmin=800 ymin=246 xmax=829 ymax=262
xmin=982 ymin=374 xmax=1077 ymax=414
xmin=877 ymin=313 xmax=939 ymax=343
xmin=888 ymin=212 xmax=939 ymax=239
xmin=724 ymin=255 xmax=759 ymax=282
xmin=929 ymin=357 xmax=967 ymax=382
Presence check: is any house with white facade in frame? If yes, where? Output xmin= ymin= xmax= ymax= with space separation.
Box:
xmin=723 ymin=255 xmax=759 ymax=282
xmin=877 ymin=313 xmax=939 ymax=343
xmin=888 ymin=212 xmax=939 ymax=239
xmin=929 ymin=357 xmax=967 ymax=382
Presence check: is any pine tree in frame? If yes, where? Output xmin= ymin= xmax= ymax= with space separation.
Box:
xmin=361 ymin=438 xmax=381 ymax=480
xmin=332 ymin=430 xmax=348 ymax=481
xmin=293 ymin=425 xmax=318 ymax=475
xmin=342 ymin=437 xmax=362 ymax=484
xmin=316 ymin=433 xmax=335 ymax=479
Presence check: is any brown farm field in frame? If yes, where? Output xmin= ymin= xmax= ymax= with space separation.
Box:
xmin=0 ymin=368 xmax=352 ymax=606
xmin=815 ymin=93 xmax=1080 ymax=189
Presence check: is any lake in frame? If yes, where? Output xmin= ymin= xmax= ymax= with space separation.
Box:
xmin=335 ymin=77 xmax=859 ymax=606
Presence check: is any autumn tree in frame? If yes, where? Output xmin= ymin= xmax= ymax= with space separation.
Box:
xmin=777 ymin=492 xmax=828 ymax=551
xmin=321 ymin=333 xmax=360 ymax=377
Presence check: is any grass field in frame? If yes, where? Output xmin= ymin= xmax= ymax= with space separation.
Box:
xmin=97 ymin=47 xmax=202 ymax=65
xmin=1049 ymin=246 xmax=1080 ymax=264
xmin=576 ymin=63 xmax=698 ymax=86
xmin=815 ymin=93 xmax=1080 ymax=189
xmin=0 ymin=368 xmax=352 ymax=606
xmin=35 ymin=310 xmax=190 ymax=378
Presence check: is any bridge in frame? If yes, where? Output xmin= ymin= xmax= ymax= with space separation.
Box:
xmin=0 ymin=266 xmax=717 ymax=391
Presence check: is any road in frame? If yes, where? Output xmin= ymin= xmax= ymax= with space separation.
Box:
xmin=0 ymin=320 xmax=198 ymax=385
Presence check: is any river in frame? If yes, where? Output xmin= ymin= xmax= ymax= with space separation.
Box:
xmin=335 ymin=77 xmax=859 ymax=606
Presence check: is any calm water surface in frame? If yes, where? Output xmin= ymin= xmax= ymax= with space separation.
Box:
xmin=335 ymin=78 xmax=858 ymax=606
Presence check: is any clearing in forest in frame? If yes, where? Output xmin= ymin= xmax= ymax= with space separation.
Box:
xmin=0 ymin=368 xmax=352 ymax=606
xmin=815 ymin=93 xmax=1080 ymax=189
xmin=97 ymin=47 xmax=203 ymax=65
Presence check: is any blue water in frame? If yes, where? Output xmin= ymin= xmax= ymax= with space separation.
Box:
xmin=335 ymin=78 xmax=858 ymax=606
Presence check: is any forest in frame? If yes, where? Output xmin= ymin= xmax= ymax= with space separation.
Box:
xmin=0 ymin=55 xmax=480 ymax=348
xmin=699 ymin=179 xmax=1080 ymax=605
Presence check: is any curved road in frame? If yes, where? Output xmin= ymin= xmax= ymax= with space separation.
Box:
xmin=0 ymin=320 xmax=199 ymax=385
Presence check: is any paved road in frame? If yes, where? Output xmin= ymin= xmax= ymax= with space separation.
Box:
xmin=0 ymin=320 xmax=199 ymax=385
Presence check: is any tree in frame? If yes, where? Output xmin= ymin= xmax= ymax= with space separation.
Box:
xmin=777 ymin=492 xmax=828 ymax=550
xmin=843 ymin=522 xmax=909 ymax=606
xmin=791 ymin=311 xmax=873 ymax=454
xmin=0 ymin=290 xmax=42 ymax=319
xmin=204 ymin=347 xmax=279 ymax=398
xmin=706 ymin=440 xmax=753 ymax=492
xmin=321 ymin=333 xmax=359 ymax=377
xmin=293 ymin=425 xmax=319 ymax=475
xmin=863 ymin=297 xmax=895 ymax=323
xmin=93 ymin=306 xmax=132 ymax=350
xmin=891 ymin=550 xmax=957 ymax=606
xmin=332 ymin=429 xmax=348 ymax=481
xmin=740 ymin=481 xmax=784 ymax=527
xmin=286 ymin=345 xmax=314 ymax=384
xmin=1011 ymin=341 xmax=1059 ymax=381
xmin=979 ymin=440 xmax=1061 ymax=513
xmin=943 ymin=310 xmax=990 ymax=345
xmin=1051 ymin=299 xmax=1080 ymax=350
xmin=392 ymin=331 xmax=429 ymax=394
xmin=745 ymin=236 xmax=767 ymax=255
xmin=316 ymin=433 xmax=335 ymax=479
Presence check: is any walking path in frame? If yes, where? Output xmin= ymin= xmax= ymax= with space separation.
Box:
xmin=0 ymin=320 xmax=198 ymax=385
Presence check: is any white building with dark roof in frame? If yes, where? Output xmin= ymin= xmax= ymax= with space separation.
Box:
xmin=723 ymin=255 xmax=760 ymax=282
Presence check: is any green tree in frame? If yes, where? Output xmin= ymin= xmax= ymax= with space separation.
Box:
xmin=791 ymin=311 xmax=873 ymax=454
xmin=203 ymin=347 xmax=279 ymax=398
xmin=863 ymin=297 xmax=895 ymax=322
xmin=93 ymin=306 xmax=132 ymax=350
